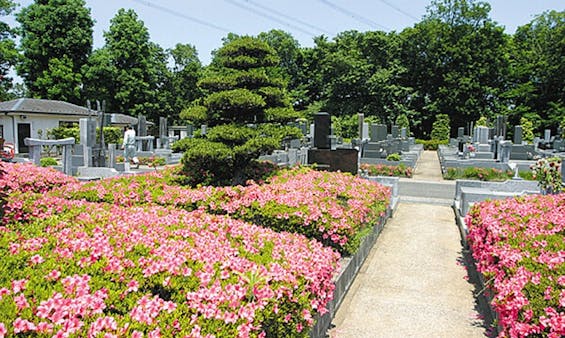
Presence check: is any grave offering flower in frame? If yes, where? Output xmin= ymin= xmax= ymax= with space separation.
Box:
xmin=530 ymin=157 xmax=563 ymax=194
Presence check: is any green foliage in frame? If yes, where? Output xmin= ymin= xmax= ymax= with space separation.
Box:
xmin=180 ymin=36 xmax=298 ymax=186
xmin=530 ymin=157 xmax=563 ymax=194
xmin=386 ymin=153 xmax=401 ymax=161
xmin=16 ymin=0 xmax=93 ymax=103
xmin=40 ymin=157 xmax=58 ymax=167
xmin=0 ymin=0 xmax=17 ymax=100
xmin=431 ymin=114 xmax=451 ymax=140
xmin=395 ymin=114 xmax=410 ymax=135
xmin=47 ymin=126 xmax=123 ymax=145
xmin=415 ymin=138 xmax=449 ymax=150
xmin=83 ymin=9 xmax=167 ymax=120
xmin=520 ymin=116 xmax=535 ymax=143
xmin=475 ymin=116 xmax=488 ymax=127
xmin=360 ymin=163 xmax=413 ymax=178
xmin=444 ymin=167 xmax=514 ymax=181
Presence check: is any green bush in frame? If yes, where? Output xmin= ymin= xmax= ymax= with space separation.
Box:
xmin=386 ymin=153 xmax=401 ymax=161
xmin=520 ymin=117 xmax=535 ymax=143
xmin=395 ymin=114 xmax=409 ymax=136
xmin=416 ymin=139 xmax=448 ymax=150
xmin=431 ymin=114 xmax=451 ymax=140
xmin=39 ymin=157 xmax=58 ymax=167
xmin=47 ymin=126 xmax=122 ymax=145
xmin=180 ymin=138 xmax=235 ymax=186
xmin=444 ymin=167 xmax=514 ymax=181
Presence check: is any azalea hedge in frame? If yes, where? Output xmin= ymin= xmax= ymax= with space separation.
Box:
xmin=466 ymin=194 xmax=565 ymax=337
xmin=0 ymin=162 xmax=390 ymax=336
xmin=45 ymin=166 xmax=390 ymax=255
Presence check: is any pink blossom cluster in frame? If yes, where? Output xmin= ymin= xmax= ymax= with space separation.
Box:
xmin=0 ymin=162 xmax=77 ymax=194
xmin=466 ymin=193 xmax=565 ymax=337
xmin=47 ymin=167 xmax=390 ymax=255
xmin=216 ymin=168 xmax=391 ymax=255
xmin=1 ymin=188 xmax=339 ymax=336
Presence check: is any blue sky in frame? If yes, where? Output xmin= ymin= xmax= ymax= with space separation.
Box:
xmin=6 ymin=0 xmax=565 ymax=65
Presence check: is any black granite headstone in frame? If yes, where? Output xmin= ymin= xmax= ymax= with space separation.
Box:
xmin=314 ymin=112 xmax=331 ymax=149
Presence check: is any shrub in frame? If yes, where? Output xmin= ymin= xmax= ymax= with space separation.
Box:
xmin=520 ymin=117 xmax=535 ymax=143
xmin=386 ymin=153 xmax=401 ymax=161
xmin=530 ymin=157 xmax=563 ymax=194
xmin=360 ymin=163 xmax=413 ymax=178
xmin=39 ymin=157 xmax=58 ymax=167
xmin=431 ymin=114 xmax=450 ymax=140
xmin=444 ymin=167 xmax=514 ymax=181
xmin=416 ymin=139 xmax=448 ymax=150
xmin=467 ymin=194 xmax=565 ymax=337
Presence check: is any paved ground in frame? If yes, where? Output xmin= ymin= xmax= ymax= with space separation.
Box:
xmin=327 ymin=151 xmax=490 ymax=337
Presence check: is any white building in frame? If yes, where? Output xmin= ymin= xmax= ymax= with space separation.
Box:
xmin=0 ymin=98 xmax=138 ymax=154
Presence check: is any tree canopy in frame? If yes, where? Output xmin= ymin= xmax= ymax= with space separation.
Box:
xmin=16 ymin=0 xmax=93 ymax=103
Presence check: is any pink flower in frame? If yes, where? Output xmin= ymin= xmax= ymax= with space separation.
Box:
xmin=0 ymin=323 xmax=7 ymax=338
xmin=14 ymin=294 xmax=30 ymax=311
xmin=11 ymin=279 xmax=28 ymax=293
xmin=13 ymin=317 xmax=36 ymax=334
xmin=30 ymin=254 xmax=44 ymax=264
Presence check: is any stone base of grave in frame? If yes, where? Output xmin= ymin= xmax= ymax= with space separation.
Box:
xmin=308 ymin=148 xmax=358 ymax=174
xmin=310 ymin=214 xmax=389 ymax=338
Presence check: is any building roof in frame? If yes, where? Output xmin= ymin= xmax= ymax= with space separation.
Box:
xmin=0 ymin=98 xmax=100 ymax=116
xmin=110 ymin=113 xmax=138 ymax=126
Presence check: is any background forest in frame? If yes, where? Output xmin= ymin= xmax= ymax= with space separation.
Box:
xmin=0 ymin=0 xmax=563 ymax=139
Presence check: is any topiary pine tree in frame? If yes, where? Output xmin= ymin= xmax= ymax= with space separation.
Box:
xmin=179 ymin=36 xmax=302 ymax=186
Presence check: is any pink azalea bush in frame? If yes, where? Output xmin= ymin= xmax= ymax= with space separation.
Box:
xmin=466 ymin=194 xmax=565 ymax=337
xmin=0 ymin=162 xmax=77 ymax=194
xmin=0 ymin=162 xmax=391 ymax=336
xmin=47 ymin=166 xmax=390 ymax=255
xmin=1 ymin=196 xmax=339 ymax=337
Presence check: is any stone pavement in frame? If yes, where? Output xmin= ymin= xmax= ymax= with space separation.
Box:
xmin=327 ymin=151 xmax=491 ymax=337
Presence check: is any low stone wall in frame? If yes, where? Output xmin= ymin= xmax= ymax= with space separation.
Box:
xmin=310 ymin=214 xmax=389 ymax=338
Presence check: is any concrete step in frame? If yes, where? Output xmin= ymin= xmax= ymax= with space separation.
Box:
xmin=398 ymin=179 xmax=456 ymax=200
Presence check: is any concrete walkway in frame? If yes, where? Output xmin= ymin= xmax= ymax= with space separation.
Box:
xmin=327 ymin=151 xmax=489 ymax=337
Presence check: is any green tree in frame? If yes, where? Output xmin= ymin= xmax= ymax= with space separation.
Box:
xmin=162 ymin=43 xmax=202 ymax=123
xmin=506 ymin=10 xmax=565 ymax=131
xmin=180 ymin=36 xmax=301 ymax=186
xmin=0 ymin=0 xmax=17 ymax=100
xmin=399 ymin=0 xmax=508 ymax=137
xmin=84 ymin=9 xmax=167 ymax=120
xmin=16 ymin=0 xmax=93 ymax=103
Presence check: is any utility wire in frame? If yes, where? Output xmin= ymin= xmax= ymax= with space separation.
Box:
xmin=316 ymin=0 xmax=389 ymax=30
xmin=377 ymin=0 xmax=419 ymax=21
xmin=243 ymin=0 xmax=332 ymax=35
xmin=224 ymin=0 xmax=317 ymax=37
xmin=131 ymin=0 xmax=232 ymax=33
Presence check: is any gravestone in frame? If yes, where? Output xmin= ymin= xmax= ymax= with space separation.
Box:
xmin=358 ymin=113 xmax=364 ymax=140
xmin=499 ymin=141 xmax=512 ymax=163
xmin=401 ymin=127 xmax=407 ymax=139
xmin=391 ymin=125 xmax=399 ymax=139
xmin=514 ymin=125 xmax=523 ymax=145
xmin=457 ymin=127 xmax=464 ymax=139
xmin=79 ymin=118 xmax=96 ymax=147
xmin=138 ymin=115 xmax=147 ymax=137
xmin=375 ymin=124 xmax=387 ymax=142
xmin=201 ymin=125 xmax=207 ymax=136
xmin=495 ymin=115 xmax=506 ymax=138
xmin=314 ymin=112 xmax=331 ymax=149
xmin=187 ymin=124 xmax=194 ymax=138
xmin=544 ymin=129 xmax=551 ymax=143
xmin=477 ymin=126 xmax=489 ymax=144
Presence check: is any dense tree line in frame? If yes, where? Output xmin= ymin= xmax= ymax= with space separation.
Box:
xmin=0 ymin=0 xmax=563 ymax=138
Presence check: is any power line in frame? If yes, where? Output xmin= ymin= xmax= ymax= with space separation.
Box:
xmin=243 ymin=0 xmax=333 ymax=35
xmin=377 ymin=0 xmax=419 ymax=21
xmin=316 ymin=0 xmax=389 ymax=31
xmin=131 ymin=0 xmax=232 ymax=33
xmin=224 ymin=0 xmax=317 ymax=37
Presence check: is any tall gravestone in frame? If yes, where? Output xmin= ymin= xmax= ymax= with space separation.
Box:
xmin=391 ymin=125 xmax=399 ymax=139
xmin=477 ymin=126 xmax=489 ymax=144
xmin=358 ymin=113 xmax=364 ymax=140
xmin=375 ymin=124 xmax=387 ymax=142
xmin=514 ymin=125 xmax=523 ymax=145
xmin=314 ymin=112 xmax=331 ymax=149
xmin=495 ymin=115 xmax=506 ymax=138
xmin=544 ymin=129 xmax=551 ymax=143
xmin=138 ymin=115 xmax=147 ymax=137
